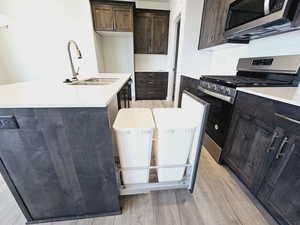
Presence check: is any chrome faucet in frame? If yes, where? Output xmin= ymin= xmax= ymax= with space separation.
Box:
xmin=67 ymin=40 xmax=82 ymax=81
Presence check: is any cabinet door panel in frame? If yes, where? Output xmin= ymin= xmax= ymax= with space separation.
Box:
xmin=113 ymin=6 xmax=133 ymax=32
xmin=258 ymin=135 xmax=300 ymax=225
xmin=223 ymin=111 xmax=256 ymax=174
xmin=151 ymin=14 xmax=169 ymax=54
xmin=223 ymin=110 xmax=281 ymax=192
xmin=134 ymin=13 xmax=152 ymax=53
xmin=198 ymin=0 xmax=229 ymax=49
xmin=93 ymin=5 xmax=114 ymax=31
xmin=0 ymin=129 xmax=77 ymax=220
xmin=134 ymin=10 xmax=170 ymax=54
xmin=241 ymin=125 xmax=283 ymax=193
xmin=0 ymin=108 xmax=120 ymax=221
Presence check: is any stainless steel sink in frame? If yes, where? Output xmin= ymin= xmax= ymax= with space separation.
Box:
xmin=69 ymin=77 xmax=119 ymax=85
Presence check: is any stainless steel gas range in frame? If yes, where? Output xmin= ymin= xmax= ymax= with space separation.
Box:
xmin=198 ymin=55 xmax=300 ymax=163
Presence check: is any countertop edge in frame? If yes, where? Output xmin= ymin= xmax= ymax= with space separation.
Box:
xmin=237 ymin=87 xmax=300 ymax=107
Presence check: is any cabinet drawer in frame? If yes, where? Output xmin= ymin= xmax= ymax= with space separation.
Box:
xmin=135 ymin=80 xmax=168 ymax=89
xmin=135 ymin=72 xmax=168 ymax=100
xmin=136 ymin=87 xmax=167 ymax=100
xmin=135 ymin=72 xmax=168 ymax=82
xmin=273 ymin=101 xmax=300 ymax=134
xmin=237 ymin=91 xmax=300 ymax=133
xmin=136 ymin=86 xmax=167 ymax=95
xmin=236 ymin=92 xmax=275 ymax=127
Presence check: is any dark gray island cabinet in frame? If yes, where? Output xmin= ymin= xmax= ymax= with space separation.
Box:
xmin=222 ymin=91 xmax=300 ymax=225
xmin=0 ymin=107 xmax=120 ymax=224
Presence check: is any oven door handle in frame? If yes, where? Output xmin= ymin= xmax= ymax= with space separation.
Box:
xmin=264 ymin=0 xmax=270 ymax=15
xmin=198 ymin=87 xmax=233 ymax=104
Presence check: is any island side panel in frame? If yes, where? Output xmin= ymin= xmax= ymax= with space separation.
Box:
xmin=0 ymin=108 xmax=120 ymax=222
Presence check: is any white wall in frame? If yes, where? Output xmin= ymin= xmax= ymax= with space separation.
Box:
xmin=135 ymin=54 xmax=168 ymax=71
xmin=100 ymin=35 xmax=134 ymax=73
xmin=0 ymin=61 xmax=11 ymax=84
xmin=135 ymin=0 xmax=169 ymax=10
xmin=94 ymin=33 xmax=105 ymax=73
xmin=118 ymin=0 xmax=170 ymax=10
xmin=168 ymin=0 xmax=212 ymax=104
xmin=0 ymin=0 xmax=99 ymax=84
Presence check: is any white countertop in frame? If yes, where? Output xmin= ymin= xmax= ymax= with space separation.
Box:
xmin=237 ymin=87 xmax=300 ymax=107
xmin=0 ymin=73 xmax=132 ymax=108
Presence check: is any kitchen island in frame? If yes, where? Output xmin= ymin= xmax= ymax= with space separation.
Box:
xmin=0 ymin=73 xmax=131 ymax=224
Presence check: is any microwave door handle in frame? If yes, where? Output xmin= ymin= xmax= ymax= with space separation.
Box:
xmin=264 ymin=0 xmax=270 ymax=15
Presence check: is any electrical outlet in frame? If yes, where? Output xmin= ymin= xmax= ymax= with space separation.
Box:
xmin=0 ymin=116 xmax=19 ymax=129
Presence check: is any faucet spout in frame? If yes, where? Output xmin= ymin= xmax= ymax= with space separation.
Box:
xmin=67 ymin=40 xmax=82 ymax=81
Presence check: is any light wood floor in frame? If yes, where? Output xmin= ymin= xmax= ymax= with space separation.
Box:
xmin=0 ymin=101 xmax=278 ymax=225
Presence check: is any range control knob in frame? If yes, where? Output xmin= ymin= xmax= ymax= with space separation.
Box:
xmin=225 ymin=88 xmax=231 ymax=95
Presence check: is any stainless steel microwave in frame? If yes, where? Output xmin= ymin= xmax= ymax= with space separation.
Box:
xmin=224 ymin=0 xmax=300 ymax=40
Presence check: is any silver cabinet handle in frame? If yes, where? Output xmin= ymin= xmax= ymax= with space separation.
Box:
xmin=267 ymin=131 xmax=279 ymax=152
xmin=275 ymin=137 xmax=288 ymax=159
xmin=274 ymin=113 xmax=300 ymax=125
xmin=264 ymin=0 xmax=270 ymax=15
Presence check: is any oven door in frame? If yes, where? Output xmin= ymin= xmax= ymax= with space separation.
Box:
xmin=225 ymin=0 xmax=291 ymax=39
xmin=194 ymin=89 xmax=234 ymax=163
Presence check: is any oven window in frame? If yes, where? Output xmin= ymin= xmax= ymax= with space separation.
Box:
xmin=226 ymin=0 xmax=284 ymax=31
xmin=196 ymin=91 xmax=233 ymax=148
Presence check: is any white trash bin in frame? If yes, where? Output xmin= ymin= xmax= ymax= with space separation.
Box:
xmin=113 ymin=108 xmax=155 ymax=185
xmin=153 ymin=108 xmax=197 ymax=182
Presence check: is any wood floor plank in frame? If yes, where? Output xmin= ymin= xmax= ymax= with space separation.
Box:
xmin=92 ymin=216 xmax=115 ymax=225
xmin=114 ymin=214 xmax=150 ymax=225
xmin=52 ymin=220 xmax=76 ymax=225
xmin=12 ymin=213 xmax=27 ymax=225
xmin=152 ymin=190 xmax=181 ymax=225
xmin=175 ymin=189 xmax=205 ymax=225
xmin=120 ymin=193 xmax=156 ymax=225
xmin=76 ymin=218 xmax=93 ymax=225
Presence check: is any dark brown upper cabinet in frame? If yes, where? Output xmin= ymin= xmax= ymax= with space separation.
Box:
xmin=198 ymin=0 xmax=248 ymax=50
xmin=91 ymin=1 xmax=134 ymax=32
xmin=93 ymin=5 xmax=114 ymax=31
xmin=113 ymin=6 xmax=133 ymax=32
xmin=134 ymin=9 xmax=170 ymax=55
xmin=198 ymin=0 xmax=229 ymax=49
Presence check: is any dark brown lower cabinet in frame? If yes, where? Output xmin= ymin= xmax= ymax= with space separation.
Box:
xmin=257 ymin=135 xmax=300 ymax=225
xmin=135 ymin=72 xmax=168 ymax=100
xmin=222 ymin=91 xmax=300 ymax=225
xmin=223 ymin=110 xmax=283 ymax=194
xmin=117 ymin=79 xmax=132 ymax=109
xmin=0 ymin=108 xmax=120 ymax=224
